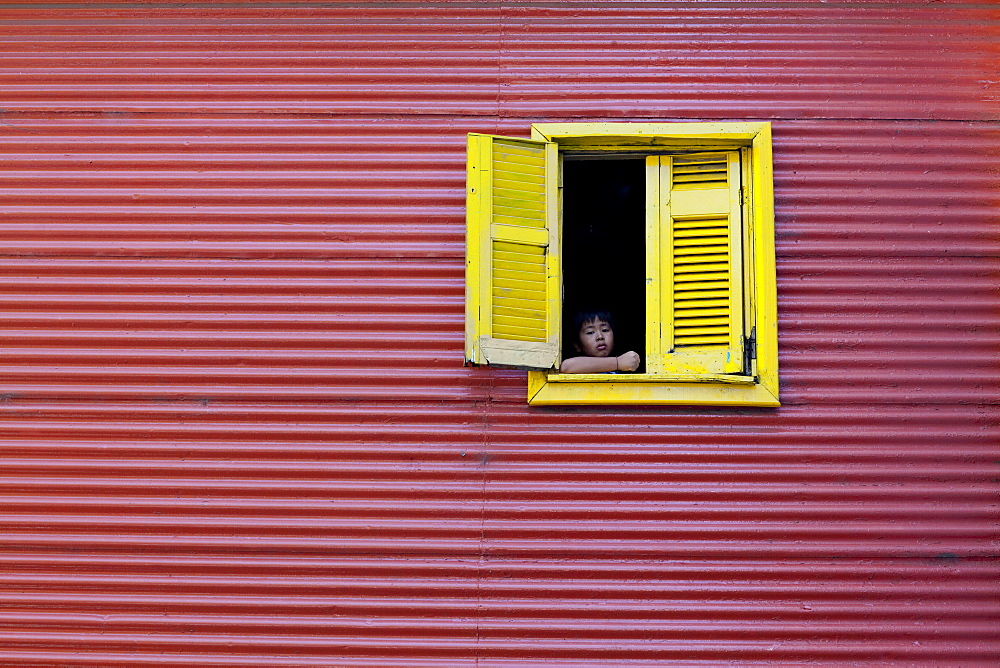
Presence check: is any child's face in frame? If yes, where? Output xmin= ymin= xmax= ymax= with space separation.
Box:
xmin=576 ymin=318 xmax=614 ymax=357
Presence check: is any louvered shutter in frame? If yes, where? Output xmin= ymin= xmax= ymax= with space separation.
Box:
xmin=649 ymin=152 xmax=745 ymax=375
xmin=465 ymin=134 xmax=560 ymax=368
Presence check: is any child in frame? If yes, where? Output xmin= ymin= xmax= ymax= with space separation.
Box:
xmin=559 ymin=309 xmax=640 ymax=374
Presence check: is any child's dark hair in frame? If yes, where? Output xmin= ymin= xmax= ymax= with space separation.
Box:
xmin=572 ymin=309 xmax=615 ymax=339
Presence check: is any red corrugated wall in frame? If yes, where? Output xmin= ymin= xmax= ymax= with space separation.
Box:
xmin=0 ymin=1 xmax=997 ymax=665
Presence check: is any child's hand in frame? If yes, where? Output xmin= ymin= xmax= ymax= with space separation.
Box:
xmin=616 ymin=351 xmax=640 ymax=372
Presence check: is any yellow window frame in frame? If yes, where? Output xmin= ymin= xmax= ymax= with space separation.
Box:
xmin=525 ymin=122 xmax=779 ymax=406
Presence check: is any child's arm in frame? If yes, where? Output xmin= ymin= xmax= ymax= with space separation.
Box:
xmin=560 ymin=351 xmax=640 ymax=374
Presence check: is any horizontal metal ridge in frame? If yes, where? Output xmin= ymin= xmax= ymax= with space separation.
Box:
xmin=0 ymin=2 xmax=996 ymax=665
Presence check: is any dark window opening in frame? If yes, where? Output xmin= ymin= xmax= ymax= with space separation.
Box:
xmin=561 ymin=157 xmax=646 ymax=371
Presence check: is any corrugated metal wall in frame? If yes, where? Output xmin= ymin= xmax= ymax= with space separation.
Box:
xmin=1 ymin=1 xmax=997 ymax=665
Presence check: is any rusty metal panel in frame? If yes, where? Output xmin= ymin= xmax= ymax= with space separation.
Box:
xmin=0 ymin=403 xmax=996 ymax=664
xmin=2 ymin=118 xmax=995 ymax=406
xmin=0 ymin=1 xmax=996 ymax=119
xmin=0 ymin=1 xmax=998 ymax=666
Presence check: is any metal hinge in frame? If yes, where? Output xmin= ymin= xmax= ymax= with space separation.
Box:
xmin=745 ymin=327 xmax=757 ymax=360
xmin=743 ymin=326 xmax=757 ymax=379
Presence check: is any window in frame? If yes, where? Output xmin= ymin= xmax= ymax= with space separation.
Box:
xmin=465 ymin=123 xmax=778 ymax=406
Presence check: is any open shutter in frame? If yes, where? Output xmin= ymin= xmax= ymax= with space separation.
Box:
xmin=465 ymin=134 xmax=560 ymax=368
xmin=649 ymin=151 xmax=745 ymax=375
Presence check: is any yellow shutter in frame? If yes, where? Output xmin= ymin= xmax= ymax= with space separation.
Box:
xmin=465 ymin=134 xmax=560 ymax=368
xmin=647 ymin=152 xmax=745 ymax=375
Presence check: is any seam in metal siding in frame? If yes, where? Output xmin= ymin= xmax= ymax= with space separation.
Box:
xmin=0 ymin=1 xmax=997 ymax=665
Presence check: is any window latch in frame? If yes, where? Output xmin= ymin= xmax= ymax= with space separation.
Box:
xmin=741 ymin=327 xmax=757 ymax=378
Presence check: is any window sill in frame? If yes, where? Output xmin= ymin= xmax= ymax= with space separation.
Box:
xmin=528 ymin=370 xmax=780 ymax=406
xmin=546 ymin=372 xmax=756 ymax=384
